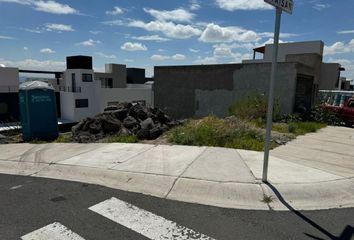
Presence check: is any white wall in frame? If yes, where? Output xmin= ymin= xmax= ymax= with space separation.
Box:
xmin=244 ymin=41 xmax=325 ymax=64
xmin=60 ymin=71 xmax=154 ymax=122
xmin=61 ymin=69 xmax=100 ymax=122
xmin=60 ymin=92 xmax=75 ymax=121
xmin=264 ymin=41 xmax=324 ymax=62
xmin=99 ymin=87 xmax=153 ymax=112
xmin=0 ymin=67 xmax=19 ymax=92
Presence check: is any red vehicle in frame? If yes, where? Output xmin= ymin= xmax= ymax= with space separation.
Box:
xmin=325 ymin=98 xmax=354 ymax=127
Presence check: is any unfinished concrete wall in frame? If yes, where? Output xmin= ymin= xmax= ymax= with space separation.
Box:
xmin=154 ymin=64 xmax=240 ymax=119
xmin=0 ymin=67 xmax=19 ymax=92
xmin=154 ymin=62 xmax=316 ymax=119
xmin=232 ymin=63 xmax=298 ymax=115
xmin=286 ymin=53 xmax=322 ymax=85
xmin=319 ymin=63 xmax=340 ymax=90
xmin=195 ymin=90 xmax=235 ymax=118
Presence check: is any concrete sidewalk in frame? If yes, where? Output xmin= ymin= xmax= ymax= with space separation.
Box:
xmin=0 ymin=126 xmax=353 ymax=211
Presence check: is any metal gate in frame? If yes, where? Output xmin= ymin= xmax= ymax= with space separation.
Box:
xmin=294 ymin=74 xmax=314 ymax=113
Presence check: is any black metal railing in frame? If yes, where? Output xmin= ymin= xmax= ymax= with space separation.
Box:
xmin=59 ymin=86 xmax=82 ymax=93
xmin=0 ymin=86 xmax=19 ymax=92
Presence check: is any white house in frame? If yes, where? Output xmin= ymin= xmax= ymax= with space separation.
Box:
xmin=0 ymin=56 xmax=154 ymax=123
xmin=59 ymin=56 xmax=153 ymax=122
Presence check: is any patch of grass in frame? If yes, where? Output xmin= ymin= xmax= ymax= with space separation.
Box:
xmin=261 ymin=194 xmax=275 ymax=204
xmin=229 ymin=94 xmax=281 ymax=121
xmin=287 ymin=121 xmax=326 ymax=136
xmin=272 ymin=123 xmax=290 ymax=133
xmin=167 ymin=116 xmax=274 ymax=151
xmin=53 ymin=134 xmax=72 ymax=143
xmin=100 ymin=134 xmax=139 ymax=143
xmin=250 ymin=119 xmax=326 ymax=136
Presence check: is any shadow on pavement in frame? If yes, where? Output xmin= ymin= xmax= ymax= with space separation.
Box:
xmin=266 ymin=183 xmax=354 ymax=240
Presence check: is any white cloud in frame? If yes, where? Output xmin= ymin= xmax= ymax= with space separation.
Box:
xmin=324 ymin=40 xmax=354 ymax=55
xmin=40 ymin=48 xmax=55 ymax=54
xmin=337 ymin=30 xmax=354 ymax=35
xmin=96 ymin=52 xmax=117 ymax=59
xmin=89 ymin=31 xmax=101 ymax=35
xmin=23 ymin=47 xmax=28 ymax=51
xmin=151 ymin=53 xmax=186 ymax=61
xmin=102 ymin=20 xmax=124 ymax=26
xmin=77 ymin=39 xmax=101 ymax=47
xmin=313 ymin=3 xmax=330 ymax=11
xmin=0 ymin=35 xmax=15 ymax=40
xmin=215 ymin=0 xmax=272 ymax=11
xmin=172 ymin=54 xmax=186 ymax=60
xmin=121 ymin=42 xmax=147 ymax=51
xmin=106 ymin=6 xmax=124 ymax=15
xmin=194 ymin=56 xmax=218 ymax=64
xmin=190 ymin=0 xmax=201 ymax=10
xmin=0 ymin=58 xmax=65 ymax=71
xmin=124 ymin=59 xmax=134 ymax=62
xmin=327 ymin=58 xmax=354 ymax=80
xmin=151 ymin=55 xmax=170 ymax=61
xmin=199 ymin=23 xmax=260 ymax=43
xmin=128 ymin=20 xmax=202 ymax=39
xmin=33 ymin=0 xmax=77 ymax=14
xmin=194 ymin=42 xmax=254 ymax=65
xmin=214 ymin=47 xmax=233 ymax=57
xmin=0 ymin=0 xmax=78 ymax=14
xmin=189 ymin=48 xmax=200 ymax=53
xmin=143 ymin=8 xmax=195 ymax=23
xmin=45 ymin=23 xmax=74 ymax=32
xmin=259 ymin=32 xmax=299 ymax=38
xmin=131 ymin=35 xmax=170 ymax=42
xmin=25 ymin=28 xmax=42 ymax=33
xmin=0 ymin=0 xmax=31 ymax=5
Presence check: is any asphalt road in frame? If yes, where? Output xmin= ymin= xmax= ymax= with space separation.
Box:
xmin=0 ymin=174 xmax=353 ymax=240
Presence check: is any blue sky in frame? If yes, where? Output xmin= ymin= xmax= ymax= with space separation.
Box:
xmin=0 ymin=0 xmax=353 ymax=79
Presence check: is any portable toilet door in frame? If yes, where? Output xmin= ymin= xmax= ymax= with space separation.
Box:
xmin=19 ymin=81 xmax=59 ymax=141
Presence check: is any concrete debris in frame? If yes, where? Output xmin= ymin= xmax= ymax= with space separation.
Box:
xmin=72 ymin=103 xmax=180 ymax=143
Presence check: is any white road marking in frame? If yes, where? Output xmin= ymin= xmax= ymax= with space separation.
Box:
xmin=89 ymin=197 xmax=215 ymax=240
xmin=21 ymin=222 xmax=85 ymax=240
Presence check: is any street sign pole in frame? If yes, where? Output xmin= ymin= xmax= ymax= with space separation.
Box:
xmin=262 ymin=7 xmax=282 ymax=183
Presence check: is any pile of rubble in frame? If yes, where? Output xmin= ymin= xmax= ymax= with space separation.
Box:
xmin=72 ymin=102 xmax=180 ymax=143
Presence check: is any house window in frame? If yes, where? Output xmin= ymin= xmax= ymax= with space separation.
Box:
xmin=101 ymin=78 xmax=113 ymax=88
xmin=0 ymin=102 xmax=8 ymax=115
xmin=82 ymin=74 xmax=93 ymax=82
xmin=75 ymin=99 xmax=88 ymax=108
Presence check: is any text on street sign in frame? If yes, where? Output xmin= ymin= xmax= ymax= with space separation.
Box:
xmin=264 ymin=0 xmax=294 ymax=14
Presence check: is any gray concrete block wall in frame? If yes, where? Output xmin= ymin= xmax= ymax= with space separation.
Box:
xmin=233 ymin=63 xmax=299 ymax=115
xmin=154 ymin=64 xmax=240 ymax=119
xmin=154 ymin=62 xmax=316 ymax=119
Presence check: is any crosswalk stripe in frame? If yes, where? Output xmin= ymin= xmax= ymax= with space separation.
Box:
xmin=21 ymin=222 xmax=85 ymax=240
xmin=89 ymin=197 xmax=215 ymax=240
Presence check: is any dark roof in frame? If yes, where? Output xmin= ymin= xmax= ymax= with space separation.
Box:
xmin=253 ymin=46 xmax=265 ymax=54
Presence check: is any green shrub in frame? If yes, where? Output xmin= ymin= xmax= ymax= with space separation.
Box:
xmin=100 ymin=135 xmax=139 ymax=143
xmin=278 ymin=114 xmax=303 ymax=123
xmin=167 ymin=116 xmax=274 ymax=151
xmin=305 ymin=106 xmax=341 ymax=125
xmin=229 ymin=94 xmax=281 ymax=121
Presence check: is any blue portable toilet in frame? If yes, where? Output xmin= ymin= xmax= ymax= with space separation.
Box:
xmin=19 ymin=81 xmax=59 ymax=141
